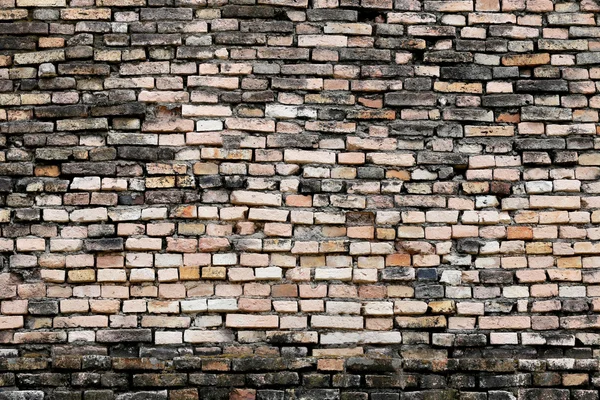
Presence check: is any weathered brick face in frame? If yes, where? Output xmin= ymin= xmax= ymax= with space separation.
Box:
xmin=0 ymin=0 xmax=598 ymax=398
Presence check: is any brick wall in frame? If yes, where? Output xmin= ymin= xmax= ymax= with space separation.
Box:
xmin=0 ymin=0 xmax=599 ymax=398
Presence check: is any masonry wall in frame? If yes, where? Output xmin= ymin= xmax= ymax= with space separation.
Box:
xmin=0 ymin=0 xmax=599 ymax=398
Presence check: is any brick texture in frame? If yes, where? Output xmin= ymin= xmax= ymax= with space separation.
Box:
xmin=0 ymin=0 xmax=598 ymax=398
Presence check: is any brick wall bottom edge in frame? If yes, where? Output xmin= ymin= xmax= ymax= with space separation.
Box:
xmin=0 ymin=352 xmax=596 ymax=400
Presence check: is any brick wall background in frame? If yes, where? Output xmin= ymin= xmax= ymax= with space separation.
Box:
xmin=0 ymin=0 xmax=599 ymax=398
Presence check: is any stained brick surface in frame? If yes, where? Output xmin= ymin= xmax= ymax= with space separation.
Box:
xmin=0 ymin=0 xmax=598 ymax=398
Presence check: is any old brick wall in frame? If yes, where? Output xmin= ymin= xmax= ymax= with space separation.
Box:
xmin=0 ymin=0 xmax=599 ymax=398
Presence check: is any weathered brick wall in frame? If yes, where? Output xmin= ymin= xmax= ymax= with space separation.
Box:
xmin=0 ymin=0 xmax=600 ymax=398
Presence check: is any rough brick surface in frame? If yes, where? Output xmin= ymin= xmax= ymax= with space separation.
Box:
xmin=0 ymin=0 xmax=598 ymax=398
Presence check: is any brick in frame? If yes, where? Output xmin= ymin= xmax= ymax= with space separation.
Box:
xmin=225 ymin=118 xmax=275 ymax=132
xmin=182 ymin=105 xmax=232 ymax=117
xmin=231 ymin=191 xmax=281 ymax=207
xmin=312 ymin=316 xmax=363 ymax=329
xmin=424 ymin=1 xmax=473 ymax=12
xmin=284 ymin=150 xmax=336 ymax=165
xmin=225 ymin=314 xmax=279 ymax=328
xmin=298 ymin=35 xmax=348 ymax=47
xmin=18 ymin=0 xmax=66 ymax=5
xmin=479 ymin=316 xmax=531 ymax=329
xmin=502 ymin=53 xmax=550 ymax=66
xmin=0 ymin=316 xmax=23 ymax=330
xmin=530 ymin=196 xmax=581 ymax=210
xmin=14 ymin=50 xmax=64 ymax=65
